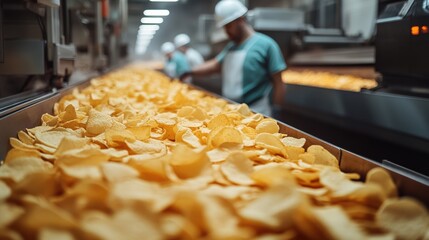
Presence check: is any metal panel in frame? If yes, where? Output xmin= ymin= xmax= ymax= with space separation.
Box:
xmin=0 ymin=40 xmax=45 ymax=75
xmin=340 ymin=150 xmax=429 ymax=206
xmin=283 ymin=84 xmax=429 ymax=152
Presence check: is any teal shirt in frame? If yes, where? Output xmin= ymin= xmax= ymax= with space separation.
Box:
xmin=165 ymin=52 xmax=190 ymax=78
xmin=216 ymin=33 xmax=286 ymax=105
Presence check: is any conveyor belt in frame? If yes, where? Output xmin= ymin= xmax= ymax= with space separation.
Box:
xmin=0 ymin=65 xmax=428 ymax=206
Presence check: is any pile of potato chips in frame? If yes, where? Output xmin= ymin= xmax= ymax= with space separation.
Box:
xmin=1 ymin=66 xmax=428 ymax=240
xmin=282 ymin=70 xmax=378 ymax=92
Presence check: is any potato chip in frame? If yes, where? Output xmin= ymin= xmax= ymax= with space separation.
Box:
xmin=128 ymin=156 xmax=171 ymax=182
xmin=319 ymin=168 xmax=363 ymax=197
xmin=0 ymin=156 xmax=52 ymax=182
xmin=35 ymin=128 xmax=78 ymax=149
xmin=307 ymin=145 xmax=339 ymax=168
xmin=256 ymin=119 xmax=280 ymax=134
xmin=17 ymin=130 xmax=34 ymax=145
xmin=281 ymin=137 xmax=306 ymax=148
xmin=14 ymin=170 xmax=59 ymax=197
xmin=81 ymin=209 xmax=164 ymax=240
xmin=169 ymin=144 xmax=210 ymax=179
xmin=209 ymin=127 xmax=243 ymax=148
xmin=38 ymin=228 xmax=75 ymax=240
xmin=206 ymin=149 xmax=230 ymax=163
xmin=61 ymin=104 xmax=78 ymax=122
xmin=101 ymin=162 xmax=139 ymax=182
xmin=255 ymin=133 xmax=287 ymax=158
xmin=376 ymin=198 xmax=429 ymax=240
xmin=125 ymin=139 xmax=166 ymax=155
xmin=55 ymin=136 xmax=89 ymax=156
xmin=285 ymin=146 xmax=305 ymax=161
xmin=86 ymin=109 xmax=113 ymax=135
xmin=19 ymin=196 xmax=77 ymax=230
xmin=175 ymin=127 xmax=202 ymax=148
xmin=366 ymin=168 xmax=397 ymax=198
xmin=311 ymin=206 xmax=368 ymax=240
xmin=105 ymin=129 xmax=136 ymax=147
xmin=207 ymin=114 xmax=232 ymax=130
xmin=251 ymin=166 xmax=295 ymax=187
xmin=242 ymin=113 xmax=264 ymax=127
xmin=0 ymin=180 xmax=11 ymax=200
xmin=0 ymin=203 xmax=25 ymax=228
xmin=239 ymin=182 xmax=303 ymax=230
xmin=220 ymin=152 xmax=254 ymax=186
xmin=127 ymin=126 xmax=151 ymax=141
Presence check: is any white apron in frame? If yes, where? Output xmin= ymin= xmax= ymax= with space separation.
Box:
xmin=164 ymin=61 xmax=177 ymax=78
xmin=222 ymin=39 xmax=272 ymax=116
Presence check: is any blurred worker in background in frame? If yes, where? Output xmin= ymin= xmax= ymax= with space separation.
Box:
xmin=180 ymin=0 xmax=286 ymax=116
xmin=161 ymin=42 xmax=190 ymax=79
xmin=174 ymin=34 xmax=204 ymax=69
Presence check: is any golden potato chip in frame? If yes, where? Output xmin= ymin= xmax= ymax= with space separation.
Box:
xmin=86 ymin=109 xmax=113 ymax=135
xmin=101 ymin=162 xmax=139 ymax=182
xmin=255 ymin=133 xmax=287 ymax=158
xmin=366 ymin=168 xmax=397 ymax=198
xmin=169 ymin=144 xmax=210 ymax=179
xmin=55 ymin=136 xmax=89 ymax=156
xmin=56 ymin=147 xmax=110 ymax=166
xmin=41 ymin=113 xmax=59 ymax=126
xmin=38 ymin=228 xmax=75 ymax=240
xmin=19 ymin=196 xmax=77 ymax=230
xmin=175 ymin=127 xmax=202 ymax=148
xmin=61 ymin=104 xmax=78 ymax=122
xmin=256 ymin=119 xmax=280 ymax=134
xmin=81 ymin=209 xmax=164 ymax=240
xmin=17 ymin=130 xmax=34 ymax=145
xmin=242 ymin=113 xmax=264 ymax=127
xmin=125 ymin=139 xmax=166 ymax=155
xmin=209 ymin=127 xmax=243 ymax=148
xmin=281 ymin=137 xmax=306 ymax=148
xmin=285 ymin=146 xmax=305 ymax=161
xmin=206 ymin=149 xmax=230 ymax=163
xmin=35 ymin=128 xmax=78 ymax=149
xmin=376 ymin=198 xmax=429 ymax=240
xmin=198 ymin=194 xmax=253 ymax=239
xmin=207 ymin=114 xmax=232 ymax=130
xmin=0 ymin=156 xmax=52 ymax=182
xmin=311 ymin=206 xmax=368 ymax=240
xmin=9 ymin=138 xmax=37 ymax=151
xmin=154 ymin=112 xmax=177 ymax=126
xmin=14 ymin=170 xmax=59 ymax=197
xmin=110 ymin=179 xmax=173 ymax=212
xmin=319 ymin=168 xmax=363 ymax=197
xmin=0 ymin=203 xmax=25 ymax=228
xmin=4 ymin=148 xmax=40 ymax=163
xmin=0 ymin=180 xmax=11 ymax=201
xmin=105 ymin=129 xmax=136 ymax=147
xmin=128 ymin=156 xmax=171 ymax=182
xmin=251 ymin=166 xmax=295 ymax=187
xmin=307 ymin=145 xmax=339 ymax=168
xmin=239 ymin=182 xmax=303 ymax=230
xmin=235 ymin=104 xmax=252 ymax=116
xmin=220 ymin=152 xmax=254 ymax=186
xmin=127 ymin=126 xmax=151 ymax=141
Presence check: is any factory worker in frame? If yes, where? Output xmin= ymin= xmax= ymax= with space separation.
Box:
xmin=161 ymin=42 xmax=190 ymax=79
xmin=180 ymin=0 xmax=286 ymax=116
xmin=174 ymin=33 xmax=204 ymax=69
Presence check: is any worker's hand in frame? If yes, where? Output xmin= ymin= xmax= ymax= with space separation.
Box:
xmin=179 ymin=71 xmax=192 ymax=82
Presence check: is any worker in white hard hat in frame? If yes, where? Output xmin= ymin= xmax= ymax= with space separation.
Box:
xmin=161 ymin=42 xmax=190 ymax=79
xmin=174 ymin=34 xmax=204 ymax=69
xmin=180 ymin=0 xmax=286 ymax=116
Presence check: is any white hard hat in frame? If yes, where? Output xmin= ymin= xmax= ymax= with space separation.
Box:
xmin=174 ymin=34 xmax=191 ymax=47
xmin=161 ymin=42 xmax=175 ymax=54
xmin=215 ymin=0 xmax=248 ymax=28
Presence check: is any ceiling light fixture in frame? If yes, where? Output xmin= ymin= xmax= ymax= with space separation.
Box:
xmin=139 ymin=24 xmax=160 ymax=31
xmin=141 ymin=17 xmax=163 ymax=24
xmin=143 ymin=9 xmax=170 ymax=16
xmin=149 ymin=0 xmax=179 ymax=2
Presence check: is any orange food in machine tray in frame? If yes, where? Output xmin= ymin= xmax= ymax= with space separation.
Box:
xmin=282 ymin=70 xmax=378 ymax=92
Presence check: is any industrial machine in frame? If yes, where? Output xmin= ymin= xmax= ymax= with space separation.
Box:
xmin=0 ymin=0 xmax=128 ymax=119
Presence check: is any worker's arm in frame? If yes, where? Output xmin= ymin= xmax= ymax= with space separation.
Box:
xmin=180 ymin=58 xmax=221 ymax=80
xmin=271 ymin=71 xmax=285 ymax=106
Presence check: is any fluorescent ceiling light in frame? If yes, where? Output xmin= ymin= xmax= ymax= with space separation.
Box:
xmin=141 ymin=17 xmax=163 ymax=24
xmin=138 ymin=29 xmax=157 ymax=35
xmin=144 ymin=9 xmax=170 ymax=16
xmin=150 ymin=0 xmax=178 ymax=2
xmin=137 ymin=34 xmax=154 ymax=39
xmin=139 ymin=24 xmax=160 ymax=31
